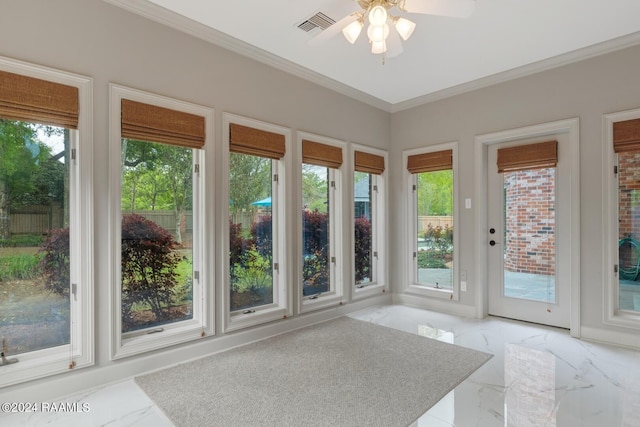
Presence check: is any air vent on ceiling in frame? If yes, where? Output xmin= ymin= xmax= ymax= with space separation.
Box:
xmin=297 ymin=12 xmax=336 ymax=32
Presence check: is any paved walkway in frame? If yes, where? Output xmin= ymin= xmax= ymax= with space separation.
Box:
xmin=620 ymin=280 xmax=640 ymax=311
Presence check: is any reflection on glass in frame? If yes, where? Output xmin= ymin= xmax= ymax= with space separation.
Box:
xmin=354 ymin=172 xmax=372 ymax=286
xmin=617 ymin=151 xmax=640 ymax=313
xmin=0 ymin=121 xmax=70 ymax=354
xmin=121 ymin=138 xmax=193 ymax=331
xmin=502 ymin=168 xmax=556 ymax=303
xmin=415 ymin=170 xmax=453 ymax=289
xmin=302 ymin=164 xmax=330 ymax=296
xmin=504 ymin=344 xmax=556 ymax=426
xmin=229 ymin=152 xmax=273 ymax=312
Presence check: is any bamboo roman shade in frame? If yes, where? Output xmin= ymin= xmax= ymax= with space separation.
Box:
xmin=496 ymin=140 xmax=557 ymax=173
xmin=0 ymin=70 xmax=79 ymax=129
xmin=302 ymin=139 xmax=343 ymax=169
xmin=121 ymin=99 xmax=205 ymax=149
xmin=613 ymin=118 xmax=640 ymax=153
xmin=407 ymin=149 xmax=452 ymax=174
xmin=355 ymin=150 xmax=385 ymax=175
xmin=229 ymin=123 xmax=286 ymax=159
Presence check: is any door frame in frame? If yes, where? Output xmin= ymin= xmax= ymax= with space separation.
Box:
xmin=474 ymin=118 xmax=581 ymax=337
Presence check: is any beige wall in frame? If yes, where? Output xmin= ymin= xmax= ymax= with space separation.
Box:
xmin=0 ymin=0 xmax=390 ymax=398
xmin=389 ymin=43 xmax=640 ymax=334
xmin=2 ymin=0 xmax=640 ymax=397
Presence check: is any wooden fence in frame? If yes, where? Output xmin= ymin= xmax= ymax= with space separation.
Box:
xmin=417 ymin=216 xmax=453 ymax=231
xmin=123 ymin=210 xmax=193 ymax=242
xmin=10 ymin=206 xmax=193 ymax=241
xmin=9 ymin=205 xmax=64 ymax=235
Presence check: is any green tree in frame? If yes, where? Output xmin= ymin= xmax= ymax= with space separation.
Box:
xmin=417 ymin=170 xmax=453 ymax=216
xmin=164 ymin=147 xmax=192 ymax=244
xmin=0 ymin=119 xmax=59 ymax=240
xmin=302 ymin=164 xmax=328 ymax=213
xmin=229 ymin=153 xmax=271 ymax=217
xmin=121 ymin=139 xmax=193 ymax=244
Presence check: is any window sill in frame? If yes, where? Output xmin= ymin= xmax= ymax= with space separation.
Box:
xmin=300 ymin=293 xmax=345 ymax=313
xmin=406 ymin=283 xmax=458 ymax=301
xmin=604 ymin=309 xmax=640 ymax=330
xmin=113 ymin=320 xmax=212 ymax=360
xmin=0 ymin=344 xmax=93 ymax=388
xmin=225 ymin=306 xmax=290 ymax=333
xmin=353 ymin=283 xmax=387 ymax=300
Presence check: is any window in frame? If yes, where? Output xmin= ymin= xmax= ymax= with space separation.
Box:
xmin=0 ymin=59 xmax=93 ymax=386
xmin=498 ymin=141 xmax=557 ymax=303
xmin=604 ymin=110 xmax=640 ymax=328
xmin=110 ymin=85 xmax=214 ymax=359
xmin=405 ymin=144 xmax=458 ymax=299
xmin=224 ymin=114 xmax=290 ymax=331
xmin=353 ymin=145 xmax=387 ymax=298
xmin=300 ymin=133 xmax=344 ymax=311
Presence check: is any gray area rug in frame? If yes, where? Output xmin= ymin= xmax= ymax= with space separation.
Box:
xmin=135 ymin=317 xmax=492 ymax=427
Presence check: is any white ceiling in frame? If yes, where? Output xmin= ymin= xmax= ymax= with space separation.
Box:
xmin=108 ymin=0 xmax=640 ymax=112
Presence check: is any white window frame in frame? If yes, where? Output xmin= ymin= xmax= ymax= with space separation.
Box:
xmin=603 ymin=108 xmax=640 ymax=329
xmin=0 ymin=56 xmax=93 ymax=387
xmin=351 ymin=144 xmax=388 ymax=300
xmin=298 ymin=132 xmax=345 ymax=313
xmin=222 ymin=113 xmax=291 ymax=332
xmin=109 ymin=85 xmax=214 ymax=359
xmin=403 ymin=142 xmax=460 ymax=301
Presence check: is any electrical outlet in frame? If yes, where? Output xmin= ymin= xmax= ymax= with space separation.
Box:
xmin=461 ymin=281 xmax=467 ymax=292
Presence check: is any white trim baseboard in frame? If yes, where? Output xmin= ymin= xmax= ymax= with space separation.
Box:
xmin=580 ymin=326 xmax=640 ymax=351
xmin=392 ymin=293 xmax=477 ymax=318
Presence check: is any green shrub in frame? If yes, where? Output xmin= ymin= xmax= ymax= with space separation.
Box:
xmin=0 ymin=234 xmax=44 ymax=248
xmin=172 ymin=255 xmax=193 ymax=305
xmin=231 ymin=248 xmax=272 ymax=294
xmin=419 ymin=223 xmax=453 ymax=260
xmin=0 ymin=253 xmax=42 ymax=280
xmin=417 ymin=251 xmax=448 ymax=269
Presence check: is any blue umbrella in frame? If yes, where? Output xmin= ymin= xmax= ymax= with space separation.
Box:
xmin=251 ymin=197 xmax=272 ymax=207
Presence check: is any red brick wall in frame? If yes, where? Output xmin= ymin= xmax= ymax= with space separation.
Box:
xmin=618 ymin=151 xmax=640 ymax=240
xmin=504 ymin=169 xmax=556 ymax=275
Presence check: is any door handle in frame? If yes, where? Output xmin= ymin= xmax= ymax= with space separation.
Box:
xmin=489 ymin=240 xmax=496 ymax=246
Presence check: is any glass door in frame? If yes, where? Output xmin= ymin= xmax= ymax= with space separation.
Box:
xmin=487 ymin=140 xmax=570 ymax=328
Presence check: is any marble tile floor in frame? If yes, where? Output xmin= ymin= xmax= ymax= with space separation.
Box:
xmin=2 ymin=304 xmax=639 ymax=426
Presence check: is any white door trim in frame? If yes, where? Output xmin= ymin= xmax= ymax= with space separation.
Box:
xmin=474 ymin=118 xmax=581 ymax=336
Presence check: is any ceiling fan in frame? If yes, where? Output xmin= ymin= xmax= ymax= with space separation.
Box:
xmin=310 ymin=0 xmax=475 ymax=58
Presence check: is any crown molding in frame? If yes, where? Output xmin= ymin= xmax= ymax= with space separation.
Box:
xmin=391 ymin=30 xmax=640 ymax=113
xmin=104 ymin=1 xmax=640 ymax=115
xmin=103 ymin=0 xmax=393 ymax=112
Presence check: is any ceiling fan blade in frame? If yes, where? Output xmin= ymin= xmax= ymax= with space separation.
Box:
xmin=402 ymin=0 xmax=476 ymax=18
xmin=309 ymin=13 xmax=358 ymax=46
xmin=385 ymin=29 xmax=404 ymax=58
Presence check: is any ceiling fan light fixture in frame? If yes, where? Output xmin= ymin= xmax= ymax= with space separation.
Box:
xmin=367 ymin=22 xmax=389 ymax=43
xmin=371 ymin=40 xmax=387 ymax=54
xmin=394 ymin=17 xmax=416 ymax=41
xmin=342 ymin=19 xmax=364 ymax=44
xmin=368 ymin=5 xmax=388 ymax=26
xmin=330 ymin=0 xmax=475 ymax=59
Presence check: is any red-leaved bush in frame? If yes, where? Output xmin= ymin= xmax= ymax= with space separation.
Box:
xmin=354 ymin=216 xmax=372 ymax=283
xmin=39 ymin=228 xmax=70 ymax=298
xmin=120 ymin=214 xmax=180 ymax=329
